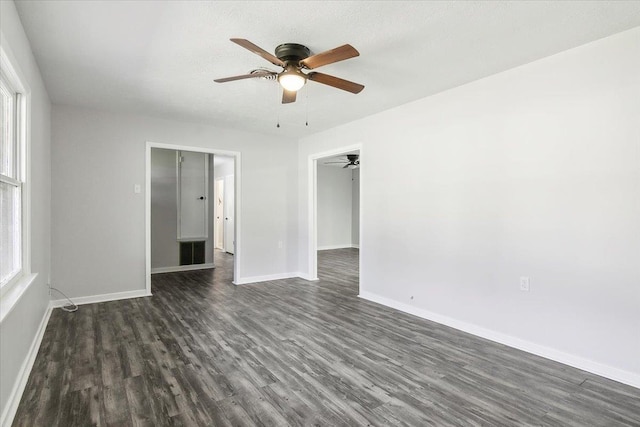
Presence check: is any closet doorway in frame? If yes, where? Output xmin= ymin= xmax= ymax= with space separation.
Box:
xmin=145 ymin=142 xmax=241 ymax=293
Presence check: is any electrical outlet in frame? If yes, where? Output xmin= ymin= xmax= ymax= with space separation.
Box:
xmin=520 ymin=276 xmax=530 ymax=292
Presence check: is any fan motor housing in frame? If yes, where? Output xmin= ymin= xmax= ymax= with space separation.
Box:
xmin=275 ymin=43 xmax=311 ymax=62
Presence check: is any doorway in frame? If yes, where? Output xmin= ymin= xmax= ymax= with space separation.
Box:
xmin=213 ymin=155 xmax=235 ymax=255
xmin=307 ymin=144 xmax=362 ymax=294
xmin=145 ymin=142 xmax=242 ymax=293
xmin=149 ymin=148 xmax=214 ymax=272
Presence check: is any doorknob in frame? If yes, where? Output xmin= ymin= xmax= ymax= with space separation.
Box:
xmin=198 ymin=196 xmax=206 ymax=200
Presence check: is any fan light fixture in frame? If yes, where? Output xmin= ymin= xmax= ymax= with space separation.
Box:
xmin=278 ymin=67 xmax=306 ymax=92
xmin=214 ymin=39 xmax=364 ymax=104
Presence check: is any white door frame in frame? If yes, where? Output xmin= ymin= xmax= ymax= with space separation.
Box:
xmin=214 ymin=177 xmax=225 ymax=251
xmin=223 ymin=174 xmax=235 ymax=255
xmin=146 ymin=141 xmax=242 ymax=294
xmin=307 ymin=143 xmax=363 ymax=288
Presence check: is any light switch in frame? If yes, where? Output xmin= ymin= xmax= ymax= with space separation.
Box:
xmin=134 ymin=184 xmax=141 ymax=194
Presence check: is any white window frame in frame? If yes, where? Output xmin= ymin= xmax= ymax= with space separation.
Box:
xmin=0 ymin=44 xmax=31 ymax=301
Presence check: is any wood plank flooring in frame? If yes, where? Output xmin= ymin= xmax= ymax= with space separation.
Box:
xmin=13 ymin=248 xmax=640 ymax=426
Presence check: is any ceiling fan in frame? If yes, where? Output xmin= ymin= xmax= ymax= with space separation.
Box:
xmin=214 ymin=39 xmax=365 ymax=104
xmin=324 ymin=154 xmax=360 ymax=169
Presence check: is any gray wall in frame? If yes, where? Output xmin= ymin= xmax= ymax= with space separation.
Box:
xmin=317 ymin=165 xmax=353 ymax=249
xmin=214 ymin=155 xmax=233 ymax=179
xmin=0 ymin=0 xmax=52 ymax=421
xmin=51 ymin=105 xmax=299 ymax=297
xmin=299 ymin=28 xmax=640 ymax=384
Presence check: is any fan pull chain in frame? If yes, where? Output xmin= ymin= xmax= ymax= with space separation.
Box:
xmin=276 ymin=84 xmax=281 ymax=128
xmin=305 ymin=89 xmax=309 ymax=127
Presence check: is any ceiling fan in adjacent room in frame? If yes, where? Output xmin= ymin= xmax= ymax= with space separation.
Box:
xmin=324 ymin=154 xmax=360 ymax=169
xmin=214 ymin=38 xmax=365 ymax=104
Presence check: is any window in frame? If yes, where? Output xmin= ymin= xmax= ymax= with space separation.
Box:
xmin=0 ymin=68 xmax=23 ymax=291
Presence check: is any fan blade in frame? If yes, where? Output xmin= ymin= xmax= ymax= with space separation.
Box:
xmin=282 ymin=89 xmax=297 ymax=104
xmin=214 ymin=72 xmax=275 ymax=83
xmin=307 ymin=72 xmax=364 ymax=94
xmin=230 ymin=38 xmax=284 ymax=67
xmin=300 ymin=44 xmax=359 ymax=69
xmin=343 ymin=164 xmax=350 ymax=169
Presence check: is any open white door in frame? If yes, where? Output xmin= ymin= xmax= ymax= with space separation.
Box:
xmin=224 ymin=174 xmax=235 ymax=254
xmin=214 ymin=178 xmax=225 ymax=250
xmin=178 ymin=151 xmax=208 ymax=240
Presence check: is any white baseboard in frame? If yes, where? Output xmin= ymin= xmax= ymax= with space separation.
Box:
xmin=358 ymin=291 xmax=640 ymax=390
xmin=317 ymin=244 xmax=355 ymax=251
xmin=151 ymin=263 xmax=215 ymax=274
xmin=234 ymin=271 xmax=323 ymax=285
xmin=50 ymin=289 xmax=151 ymax=308
xmin=352 ymin=244 xmax=360 ymax=249
xmin=233 ymin=272 xmax=300 ymax=285
xmin=0 ymin=303 xmax=52 ymax=427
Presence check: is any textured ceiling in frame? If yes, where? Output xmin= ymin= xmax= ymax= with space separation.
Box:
xmin=14 ymin=1 xmax=640 ymax=137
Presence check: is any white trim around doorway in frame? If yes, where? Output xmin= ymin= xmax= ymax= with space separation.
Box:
xmin=307 ymin=143 xmax=363 ymax=290
xmin=145 ymin=141 xmax=242 ymax=294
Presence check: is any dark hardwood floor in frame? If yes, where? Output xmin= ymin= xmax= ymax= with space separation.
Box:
xmin=13 ymin=248 xmax=640 ymax=426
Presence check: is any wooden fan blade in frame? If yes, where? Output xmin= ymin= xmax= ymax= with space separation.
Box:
xmin=282 ymin=89 xmax=297 ymax=104
xmin=307 ymin=72 xmax=364 ymax=94
xmin=230 ymin=38 xmax=284 ymax=67
xmin=214 ymin=72 xmax=275 ymax=83
xmin=300 ymin=44 xmax=359 ymax=69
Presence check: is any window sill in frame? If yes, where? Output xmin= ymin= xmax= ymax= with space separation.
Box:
xmin=0 ymin=273 xmax=39 ymax=324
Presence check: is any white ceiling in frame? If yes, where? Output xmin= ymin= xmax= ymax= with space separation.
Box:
xmin=14 ymin=1 xmax=640 ymax=138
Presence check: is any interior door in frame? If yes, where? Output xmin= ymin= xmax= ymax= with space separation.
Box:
xmin=224 ymin=174 xmax=235 ymax=254
xmin=178 ymin=151 xmax=208 ymax=239
xmin=214 ymin=178 xmax=225 ymax=249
